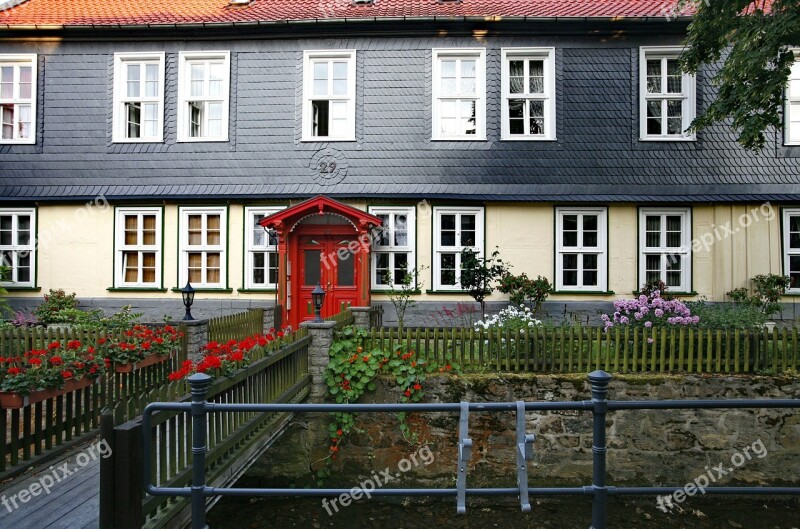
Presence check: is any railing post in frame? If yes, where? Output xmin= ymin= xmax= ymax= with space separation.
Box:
xmin=189 ymin=373 xmax=212 ymax=529
xmin=588 ymin=370 xmax=612 ymax=529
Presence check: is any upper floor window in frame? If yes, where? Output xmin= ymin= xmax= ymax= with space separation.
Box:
xmin=640 ymin=47 xmax=695 ymax=141
xmin=432 ymin=49 xmax=486 ymax=140
xmin=783 ymin=208 xmax=800 ymax=292
xmin=0 ymin=54 xmax=36 ymax=144
xmin=433 ymin=207 xmax=484 ymax=290
xmin=303 ymin=50 xmax=356 ymax=141
xmin=113 ymin=53 xmax=165 ymax=143
xmin=369 ymin=206 xmax=416 ymax=290
xmin=639 ymin=207 xmax=691 ymax=292
xmin=785 ymin=54 xmax=800 ymax=145
xmin=501 ymin=48 xmax=555 ymax=140
xmin=114 ymin=207 xmax=162 ymax=288
xmin=245 ymin=207 xmax=282 ymax=290
xmin=555 ymin=207 xmax=607 ymax=292
xmin=178 ymin=51 xmax=230 ymax=142
xmin=179 ymin=207 xmax=227 ymax=288
xmin=0 ymin=208 xmax=35 ymax=287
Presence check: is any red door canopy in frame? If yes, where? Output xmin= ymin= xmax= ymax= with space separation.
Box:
xmin=258 ymin=195 xmax=383 ymax=235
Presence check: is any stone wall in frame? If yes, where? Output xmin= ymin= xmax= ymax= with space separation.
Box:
xmin=247 ymin=373 xmax=800 ymax=489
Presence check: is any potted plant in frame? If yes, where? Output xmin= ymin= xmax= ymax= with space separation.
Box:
xmin=167 ymin=331 xmax=283 ymax=381
xmin=101 ymin=324 xmax=183 ymax=373
xmin=0 ymin=339 xmax=105 ymax=408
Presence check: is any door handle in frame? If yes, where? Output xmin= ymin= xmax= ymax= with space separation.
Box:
xmin=326 ymin=281 xmax=332 ymax=290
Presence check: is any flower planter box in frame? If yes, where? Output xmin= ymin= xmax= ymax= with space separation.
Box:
xmin=113 ymin=352 xmax=172 ymax=373
xmin=0 ymin=376 xmax=96 ymax=409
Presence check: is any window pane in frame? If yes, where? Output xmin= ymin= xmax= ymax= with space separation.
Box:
xmin=583 ymin=231 xmax=598 ymax=248
xmin=332 ymin=61 xmax=348 ymax=95
xmin=189 ymin=102 xmax=203 ymax=137
xmin=187 ymin=252 xmax=203 ymax=283
xmin=312 ymin=100 xmax=329 ymax=136
xmin=127 ymin=64 xmax=140 ymax=98
xmin=646 ymin=59 xmax=661 ymax=93
xmin=394 ymin=253 xmax=408 ymax=283
xmin=394 ymin=215 xmax=408 ymax=246
xmin=19 ymin=66 xmax=32 ymax=99
xmin=529 ymin=60 xmax=544 ymax=93
xmin=143 ymin=215 xmax=157 ymax=245
xmin=562 ymin=253 xmax=578 ymax=270
xmin=206 ymin=215 xmax=221 ymax=245
xmin=462 ymin=100 xmax=476 ymax=135
xmin=17 ymin=215 xmax=30 ymax=245
xmin=562 ymin=215 xmax=578 ymax=247
xmin=440 ymin=253 xmax=457 ymax=286
xmin=583 ymin=254 xmax=598 ymax=270
xmin=124 ymin=215 xmax=138 ymax=245
xmin=17 ymin=253 xmax=30 ymax=282
xmin=790 ymin=256 xmax=800 ymax=289
xmin=209 ymin=63 xmax=224 ymax=97
xmin=440 ymin=214 xmax=456 ymax=246
xmin=145 ymin=64 xmax=159 ymax=97
xmin=529 ymin=100 xmax=544 ymax=135
xmin=0 ymin=67 xmax=12 ymax=98
xmin=583 ymin=271 xmax=598 ymax=287
xmin=123 ymin=252 xmax=139 ymax=282
xmin=790 ymin=216 xmax=800 ymax=248
xmin=126 ymin=102 xmax=141 ymax=138
xmin=461 ymin=214 xmax=476 ymax=246
xmin=0 ymin=216 xmax=11 ymax=245
xmin=508 ymin=99 xmax=524 ymax=135
xmin=337 ymin=251 xmax=355 ymax=286
xmin=313 ymin=62 xmax=329 ymax=95
xmin=667 ymin=100 xmax=683 ymax=134
xmin=509 ymin=60 xmax=524 ymax=93
xmin=304 ymin=250 xmax=320 ymax=286
xmin=206 ymin=253 xmax=221 ymax=284
xmin=375 ymin=252 xmax=389 ymax=285
xmin=188 ymin=215 xmax=202 ymax=245
xmin=190 ymin=64 xmax=204 ymax=97
xmin=142 ymin=252 xmax=156 ymax=283
xmin=666 ymin=59 xmax=682 ymax=93
xmin=1 ymin=104 xmax=13 ymax=139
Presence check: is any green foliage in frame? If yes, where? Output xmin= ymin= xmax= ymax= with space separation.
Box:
xmin=687 ymin=299 xmax=767 ymax=330
xmin=32 ymin=290 xmax=142 ymax=328
xmin=637 ymin=280 xmax=676 ymax=301
xmin=680 ymin=0 xmax=800 ymax=150
xmin=497 ymin=273 xmax=553 ymax=314
xmin=382 ymin=266 xmax=427 ymax=332
xmin=727 ymin=274 xmax=791 ymax=317
xmin=0 ymin=265 xmax=11 ymax=317
xmin=459 ymin=248 xmax=510 ymax=316
xmin=323 ymin=326 xmax=454 ymax=459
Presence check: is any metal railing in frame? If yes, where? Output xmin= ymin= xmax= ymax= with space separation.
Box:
xmin=143 ymin=371 xmax=800 ymax=529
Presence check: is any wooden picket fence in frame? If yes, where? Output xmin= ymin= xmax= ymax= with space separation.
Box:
xmin=208 ymin=308 xmax=264 ymax=343
xmin=325 ymin=305 xmax=355 ymax=329
xmin=0 ymin=324 xmax=188 ymax=479
xmin=365 ymin=326 xmax=800 ymax=374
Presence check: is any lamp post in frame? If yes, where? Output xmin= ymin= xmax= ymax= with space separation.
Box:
xmin=181 ymin=281 xmax=196 ymax=321
xmin=311 ymin=283 xmax=326 ymax=323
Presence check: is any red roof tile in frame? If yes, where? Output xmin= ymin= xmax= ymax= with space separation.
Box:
xmin=0 ymin=0 xmax=689 ymax=27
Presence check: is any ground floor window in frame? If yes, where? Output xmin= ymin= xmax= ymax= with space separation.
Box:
xmin=369 ymin=206 xmax=416 ymax=290
xmin=245 ymin=207 xmax=281 ymax=289
xmin=115 ymin=207 xmax=162 ymax=288
xmin=639 ymin=207 xmax=691 ymax=292
xmin=433 ymin=206 xmax=484 ymax=290
xmin=0 ymin=207 xmax=35 ymax=287
xmin=555 ymin=207 xmax=607 ymax=291
xmin=179 ymin=206 xmax=227 ymax=288
xmin=783 ymin=208 xmax=800 ymax=292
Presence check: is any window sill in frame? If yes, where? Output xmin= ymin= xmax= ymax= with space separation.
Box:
xmin=552 ymin=291 xmax=616 ymax=296
xmin=176 ymin=137 xmax=229 ymax=143
xmin=630 ymin=290 xmax=698 ymax=297
xmin=501 ymin=136 xmax=557 ymax=142
xmin=0 ymin=140 xmax=36 ymax=145
xmin=639 ymin=136 xmax=696 ymax=142
xmin=107 ymin=287 xmax=168 ymax=292
xmin=431 ymin=137 xmax=487 ymax=142
xmin=111 ymin=139 xmax=165 ymax=144
xmin=170 ymin=287 xmax=233 ymax=293
xmin=237 ymin=288 xmax=278 ymax=293
xmin=425 ymin=289 xmax=468 ymax=295
xmin=2 ymin=286 xmax=41 ymax=292
xmin=371 ymin=289 xmax=423 ymax=295
xmin=301 ymin=137 xmax=356 ymax=142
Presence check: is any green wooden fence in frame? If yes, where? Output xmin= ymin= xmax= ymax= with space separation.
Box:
xmin=101 ymin=327 xmax=311 ymax=529
xmin=325 ymin=306 xmax=355 ymax=329
xmin=208 ymin=308 xmax=264 ymax=343
xmin=0 ymin=325 xmax=188 ymax=478
xmin=365 ymin=326 xmax=800 ymax=374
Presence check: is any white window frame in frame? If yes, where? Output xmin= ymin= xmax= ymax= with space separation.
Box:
xmin=368 ymin=206 xmax=416 ymax=290
xmin=177 ymin=51 xmax=230 ymax=142
xmin=555 ymin=207 xmax=607 ymax=292
xmin=782 ymin=208 xmax=800 ymax=293
xmin=112 ymin=53 xmax=165 ymax=143
xmin=0 ymin=207 xmax=35 ymax=287
xmin=639 ymin=47 xmax=696 ymax=141
xmin=244 ymin=206 xmax=283 ymax=290
xmin=785 ymin=50 xmax=800 ymax=145
xmin=0 ymin=54 xmax=37 ymax=145
xmin=639 ymin=207 xmax=692 ymax=292
xmin=432 ymin=48 xmax=486 ymax=141
xmin=501 ymin=48 xmax=556 ymax=141
xmin=179 ymin=206 xmax=227 ymax=288
xmin=114 ymin=207 xmax=162 ymax=288
xmin=302 ymin=50 xmax=357 ymax=142
xmin=432 ymin=206 xmax=484 ymax=291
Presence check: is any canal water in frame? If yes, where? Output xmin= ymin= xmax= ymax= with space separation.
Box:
xmin=208 ymin=495 xmax=799 ymax=528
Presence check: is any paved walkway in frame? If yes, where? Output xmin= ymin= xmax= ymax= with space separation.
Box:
xmin=0 ymin=439 xmax=100 ymax=529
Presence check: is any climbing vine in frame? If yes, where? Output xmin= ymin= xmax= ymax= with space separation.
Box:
xmin=322 ymin=326 xmax=455 ymax=459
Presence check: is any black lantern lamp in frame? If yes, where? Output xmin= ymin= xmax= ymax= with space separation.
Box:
xmin=311 ymin=283 xmax=326 ymax=322
xmin=181 ymin=281 xmax=196 ymax=321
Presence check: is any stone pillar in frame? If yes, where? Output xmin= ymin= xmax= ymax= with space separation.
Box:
xmin=300 ymin=320 xmax=337 ymax=402
xmin=262 ymin=306 xmax=276 ymax=333
xmin=350 ymin=306 xmax=372 ymax=329
xmin=180 ymin=319 xmax=209 ymax=362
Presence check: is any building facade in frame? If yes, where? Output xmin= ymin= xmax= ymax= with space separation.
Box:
xmin=0 ymin=0 xmax=799 ymax=326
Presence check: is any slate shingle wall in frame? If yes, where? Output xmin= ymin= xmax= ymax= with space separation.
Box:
xmin=0 ymin=35 xmax=799 ymax=202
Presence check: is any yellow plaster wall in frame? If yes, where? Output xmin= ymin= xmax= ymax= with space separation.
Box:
xmin=5 ymin=201 xmax=786 ymax=305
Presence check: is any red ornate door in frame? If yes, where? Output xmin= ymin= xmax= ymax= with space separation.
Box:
xmin=294 ymin=234 xmax=359 ymax=324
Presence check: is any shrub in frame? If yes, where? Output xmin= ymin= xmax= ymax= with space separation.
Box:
xmin=727 ymin=274 xmax=791 ymax=318
xmin=475 ymin=305 xmax=542 ymax=360
xmin=459 ymin=248 xmax=510 ymax=317
xmin=686 ymin=299 xmax=766 ymax=330
xmin=601 ymin=290 xmax=699 ymax=332
xmin=497 ymin=273 xmax=553 ymax=314
xmin=34 ymin=289 xmax=81 ymax=324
